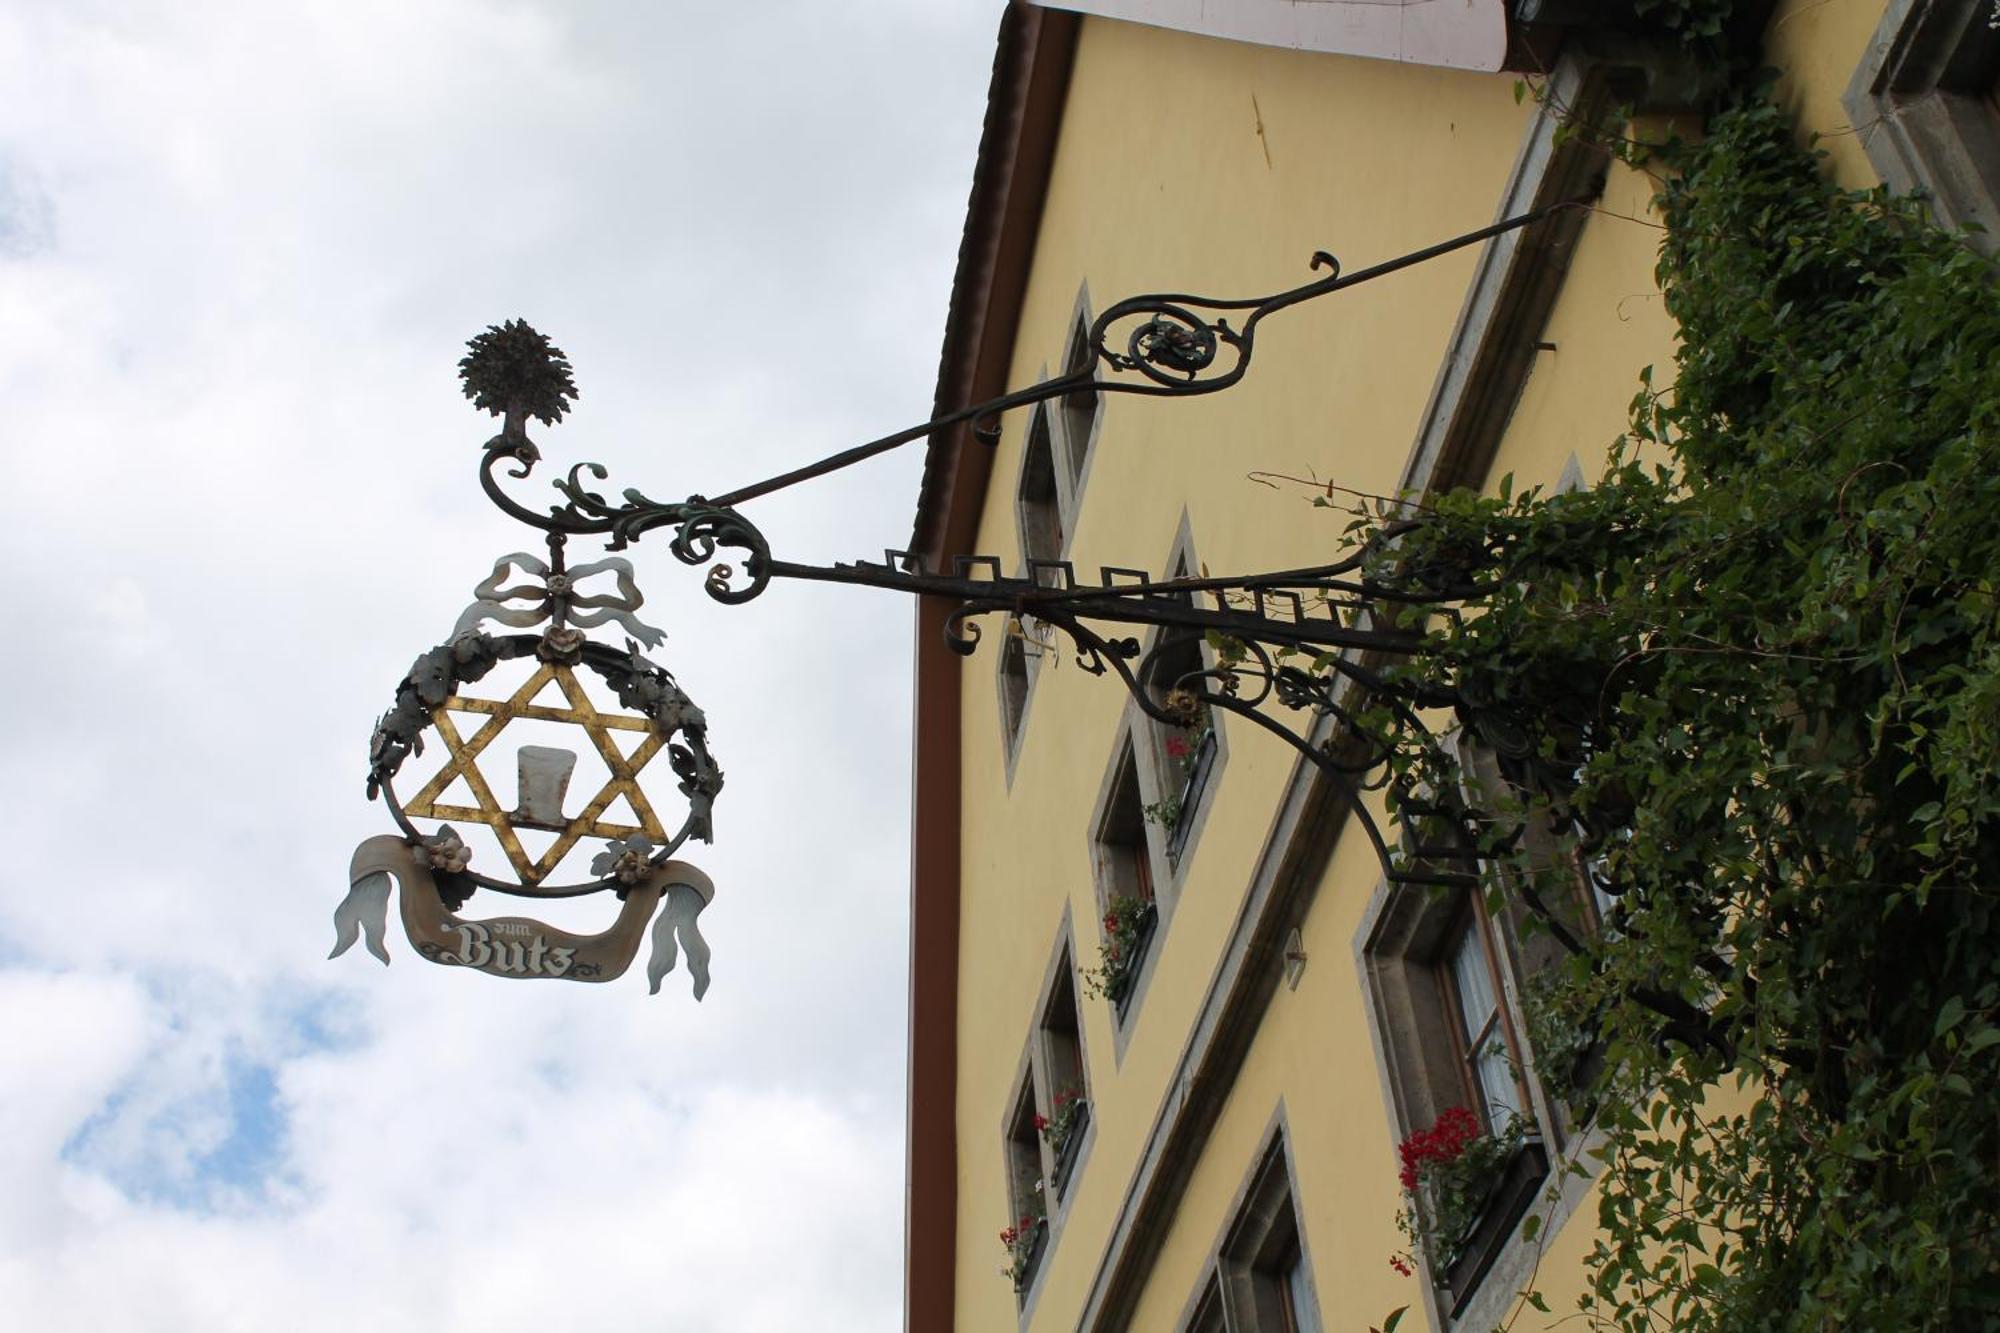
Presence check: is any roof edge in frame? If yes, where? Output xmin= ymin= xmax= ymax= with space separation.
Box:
xmin=909 ymin=1 xmax=1078 ymax=564
xmin=903 ymin=8 xmax=1078 ymax=1333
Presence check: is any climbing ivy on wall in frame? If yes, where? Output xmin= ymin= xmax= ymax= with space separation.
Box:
xmin=1354 ymin=90 xmax=2000 ymax=1330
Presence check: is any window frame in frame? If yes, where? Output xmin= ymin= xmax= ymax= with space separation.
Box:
xmin=999 ymin=918 xmax=1098 ymax=1312
xmin=1177 ymin=1115 xmax=1321 ymax=1333
xmin=1015 ymin=400 xmax=1068 ymax=568
xmin=1356 ymin=864 xmax=1554 ymax=1323
xmin=1437 ymin=907 xmax=1533 ymax=1134
xmin=1088 ymin=720 xmax=1173 ymax=1049
xmin=1138 ymin=519 xmax=1228 ymax=880
xmin=1001 ymin=1076 xmax=1049 ymax=1302
xmin=1845 ymin=0 xmax=2000 ymax=251
xmin=1034 ymin=940 xmax=1094 ymax=1203
xmin=1459 ymin=735 xmax=1620 ymax=1134
xmin=1355 ymin=719 xmax=1638 ymax=1325
xmin=996 ymin=614 xmax=1053 ymax=783
xmin=1054 ymin=285 xmax=1105 ymax=495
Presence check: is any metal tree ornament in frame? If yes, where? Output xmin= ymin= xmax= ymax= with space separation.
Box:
xmin=334 ymin=324 xmax=723 ymax=997
xmin=343 ymin=201 xmax=1606 ymax=1003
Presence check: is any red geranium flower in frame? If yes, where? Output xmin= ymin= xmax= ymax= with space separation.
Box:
xmin=1396 ymin=1106 xmax=1482 ymax=1191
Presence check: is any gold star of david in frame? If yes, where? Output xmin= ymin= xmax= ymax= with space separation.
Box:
xmin=401 ymin=662 xmax=668 ymax=884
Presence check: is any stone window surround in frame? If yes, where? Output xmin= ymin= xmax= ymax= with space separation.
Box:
xmin=1016 ymin=399 xmax=1069 ymax=569
xmin=1086 ymin=716 xmax=1173 ymax=1061
xmin=1845 ymin=0 xmax=2000 ymax=251
xmin=996 ymin=614 xmax=1052 ymax=788
xmin=997 ymin=339 xmax=1092 ymax=782
xmin=1008 ymin=285 xmax=1105 ymax=581
xmin=1355 ymin=869 xmax=1546 ymax=1328
xmin=1138 ymin=515 xmax=1228 ymax=881
xmin=1055 ymin=282 xmax=1106 ymax=500
xmin=1353 ymin=732 xmax=1616 ymax=1328
xmin=994 ymin=284 xmax=1108 ymax=781
xmin=1171 ymin=1107 xmax=1322 ymax=1333
xmin=1084 ymin=516 xmax=1231 ymax=1059
xmin=1003 ymin=911 xmax=1099 ymax=1322
xmin=1183 ymin=1280 xmax=1226 ymax=1333
xmin=1013 ymin=284 xmax=1105 ymax=576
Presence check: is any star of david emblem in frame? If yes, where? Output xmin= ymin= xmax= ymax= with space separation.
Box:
xmin=400 ymin=661 xmax=668 ymax=885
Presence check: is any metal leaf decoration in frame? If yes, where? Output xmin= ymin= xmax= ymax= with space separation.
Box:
xmin=459 ymin=319 xmax=579 ymax=427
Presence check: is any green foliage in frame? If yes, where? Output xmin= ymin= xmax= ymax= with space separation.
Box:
xmin=1630 ymin=0 xmax=1734 ymax=43
xmin=1141 ymin=791 xmax=1183 ymax=831
xmin=1395 ymin=1109 xmax=1528 ymax=1273
xmin=1357 ymin=93 xmax=2000 ymax=1329
xmin=1082 ymin=894 xmax=1156 ymax=1004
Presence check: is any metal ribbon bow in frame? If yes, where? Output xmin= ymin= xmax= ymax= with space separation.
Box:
xmin=452 ymin=552 xmax=666 ymax=647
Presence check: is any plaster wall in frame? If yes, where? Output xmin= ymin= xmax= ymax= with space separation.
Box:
xmin=951 ymin=16 xmax=1529 ymax=1330
xmin=947 ymin=4 xmax=1907 ymax=1329
xmin=1767 ymin=0 xmax=1907 ymax=188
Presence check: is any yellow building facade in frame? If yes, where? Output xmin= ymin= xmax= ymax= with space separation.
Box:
xmin=903 ymin=3 xmax=1992 ymax=1329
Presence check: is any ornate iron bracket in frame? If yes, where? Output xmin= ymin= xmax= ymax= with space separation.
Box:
xmin=428 ymin=202 xmax=1593 ymax=920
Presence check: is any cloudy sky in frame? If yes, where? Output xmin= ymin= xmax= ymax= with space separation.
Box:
xmin=0 ymin=3 xmax=999 ymax=1327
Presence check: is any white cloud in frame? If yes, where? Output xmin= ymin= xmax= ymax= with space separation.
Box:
xmin=0 ymin=0 xmax=998 ymax=1324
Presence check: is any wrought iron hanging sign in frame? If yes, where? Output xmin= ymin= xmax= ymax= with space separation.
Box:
xmin=342 ymin=200 xmax=1594 ymax=1002
xmin=335 ymin=323 xmax=723 ymax=998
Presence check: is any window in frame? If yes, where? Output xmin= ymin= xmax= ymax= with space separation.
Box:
xmin=998 ymin=619 xmax=1032 ymax=766
xmin=1002 ymin=1079 xmax=1049 ymax=1297
xmin=1442 ymin=913 xmax=1528 ymax=1132
xmin=1359 ymin=875 xmax=1552 ymax=1319
xmin=1058 ymin=303 xmax=1101 ymax=486
xmin=1090 ymin=731 xmax=1164 ymax=1028
xmin=1846 ymin=0 xmax=2000 ymax=250
xmin=1017 ymin=404 xmax=1065 ymax=567
xmin=1186 ymin=1126 xmax=1320 ymax=1332
xmin=1000 ymin=402 xmax=1072 ymax=767
xmin=1144 ymin=540 xmax=1223 ymax=868
xmin=1459 ymin=738 xmax=1620 ymax=1125
xmin=1037 ymin=955 xmax=1092 ymax=1198
xmin=1097 ymin=746 xmax=1156 ymax=913
xmin=1010 ymin=294 xmax=1101 ymax=614
xmin=1272 ymin=1235 xmax=1319 ymax=1333
xmin=1000 ymin=930 xmax=1096 ymax=1301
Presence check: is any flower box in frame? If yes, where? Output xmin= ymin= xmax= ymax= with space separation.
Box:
xmin=1002 ymin=1216 xmax=1048 ymax=1293
xmin=1108 ymin=900 xmax=1159 ymax=1016
xmin=1164 ymin=726 xmax=1217 ymax=861
xmin=1050 ymin=1098 xmax=1091 ymax=1193
xmin=1443 ymin=1136 xmax=1550 ymax=1314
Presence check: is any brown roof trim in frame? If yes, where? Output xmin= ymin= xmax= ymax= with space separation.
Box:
xmin=910 ymin=1 xmax=1077 ymax=565
xmin=905 ymin=6 xmax=1077 ymax=1332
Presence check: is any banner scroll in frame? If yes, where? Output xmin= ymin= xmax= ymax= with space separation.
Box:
xmin=332 ymin=835 xmax=715 ymax=998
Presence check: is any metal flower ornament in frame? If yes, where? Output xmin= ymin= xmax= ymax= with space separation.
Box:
xmin=340 ymin=200 xmax=1596 ymax=1003
xmin=335 ymin=321 xmax=723 ymax=998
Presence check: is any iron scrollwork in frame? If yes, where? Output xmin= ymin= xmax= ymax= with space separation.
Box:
xmin=466 ymin=246 xmax=1364 ymax=579
xmin=465 ymin=201 xmax=1582 ymax=598
xmin=427 ymin=199 xmax=1593 ymax=932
